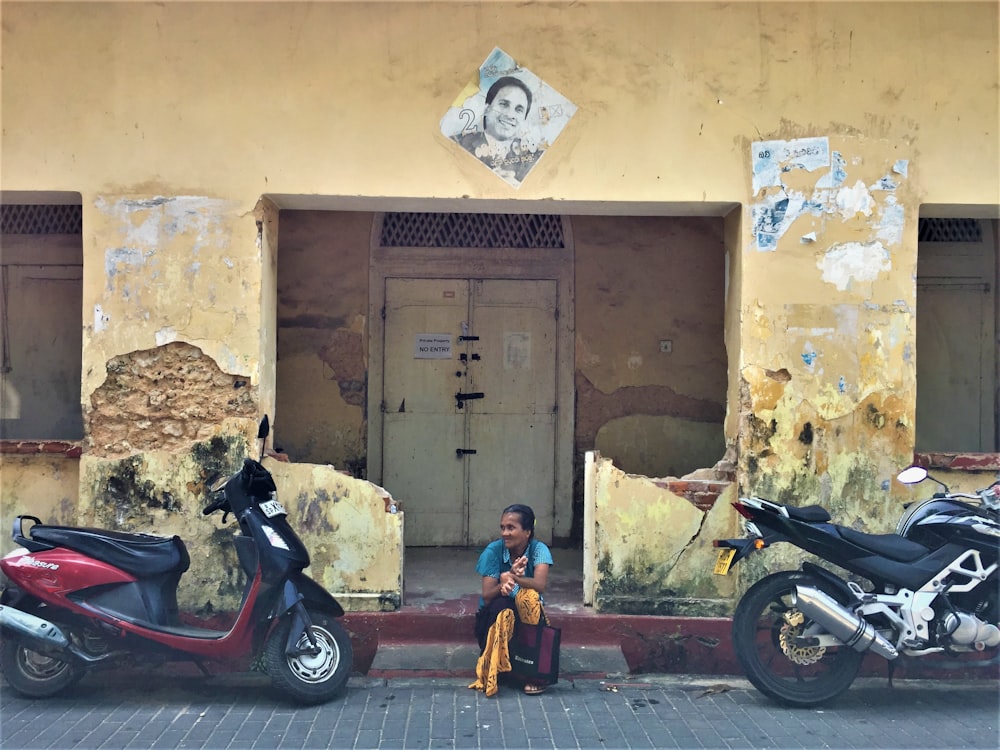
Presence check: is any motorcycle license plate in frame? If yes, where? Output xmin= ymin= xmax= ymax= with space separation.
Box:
xmin=259 ymin=499 xmax=287 ymax=518
xmin=713 ymin=547 xmax=736 ymax=576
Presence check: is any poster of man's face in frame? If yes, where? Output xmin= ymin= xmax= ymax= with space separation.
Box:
xmin=441 ymin=48 xmax=577 ymax=189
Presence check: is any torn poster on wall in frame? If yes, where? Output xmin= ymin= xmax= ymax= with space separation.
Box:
xmin=441 ymin=47 xmax=577 ymax=189
xmin=750 ymin=136 xmax=908 ymax=253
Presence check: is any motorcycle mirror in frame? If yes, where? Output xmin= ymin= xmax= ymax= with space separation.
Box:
xmin=897 ymin=466 xmax=928 ymax=485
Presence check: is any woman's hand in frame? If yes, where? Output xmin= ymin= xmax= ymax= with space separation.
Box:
xmin=511 ymin=555 xmax=528 ymax=577
xmin=499 ymin=571 xmax=516 ymax=596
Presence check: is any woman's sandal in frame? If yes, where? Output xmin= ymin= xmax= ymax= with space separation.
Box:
xmin=524 ymin=683 xmax=547 ymax=695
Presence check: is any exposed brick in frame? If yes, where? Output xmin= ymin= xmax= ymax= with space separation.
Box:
xmin=653 ymin=478 xmax=730 ymax=510
xmin=0 ymin=440 xmax=83 ymax=457
xmin=915 ymin=452 xmax=1000 ymax=472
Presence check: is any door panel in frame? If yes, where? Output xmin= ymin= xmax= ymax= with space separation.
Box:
xmin=916 ymin=284 xmax=991 ymax=451
xmin=381 ymin=277 xmax=558 ymax=546
xmin=383 ymin=279 xmax=469 ymax=544
xmin=467 ymin=413 xmax=555 ymax=546
xmin=467 ymin=280 xmax=557 ymax=544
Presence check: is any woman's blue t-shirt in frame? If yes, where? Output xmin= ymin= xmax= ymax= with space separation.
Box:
xmin=475 ymin=538 xmax=553 ymax=609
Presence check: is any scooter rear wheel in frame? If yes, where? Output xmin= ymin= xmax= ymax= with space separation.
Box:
xmin=265 ymin=610 xmax=352 ymax=704
xmin=1 ymin=638 xmax=83 ymax=698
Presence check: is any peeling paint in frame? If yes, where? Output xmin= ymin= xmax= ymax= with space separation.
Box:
xmin=818 ymin=241 xmax=891 ymax=292
xmin=752 ymin=136 xmax=830 ymax=194
xmin=876 ymin=196 xmax=905 ymax=246
xmin=835 ymin=180 xmax=875 ymax=218
xmin=94 ymin=304 xmax=110 ymax=332
xmin=155 ymin=327 xmax=178 ymax=346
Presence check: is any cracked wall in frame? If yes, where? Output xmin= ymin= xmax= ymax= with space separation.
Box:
xmin=586 ymin=452 xmax=739 ymax=615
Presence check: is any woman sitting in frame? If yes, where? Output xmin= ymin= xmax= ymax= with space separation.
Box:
xmin=469 ymin=503 xmax=554 ymax=696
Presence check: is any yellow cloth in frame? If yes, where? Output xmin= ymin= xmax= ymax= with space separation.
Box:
xmin=469 ymin=608 xmax=513 ymax=696
xmin=469 ymin=589 xmax=549 ymax=696
xmin=514 ymin=588 xmax=548 ymax=628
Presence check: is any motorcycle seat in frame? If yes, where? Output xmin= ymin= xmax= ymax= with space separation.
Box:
xmin=836 ymin=526 xmax=929 ymax=562
xmin=786 ymin=505 xmax=831 ymax=523
xmin=28 ymin=525 xmax=190 ymax=578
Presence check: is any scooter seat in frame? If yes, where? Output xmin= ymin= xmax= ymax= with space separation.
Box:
xmin=29 ymin=525 xmax=190 ymax=578
xmin=836 ymin=526 xmax=930 ymax=563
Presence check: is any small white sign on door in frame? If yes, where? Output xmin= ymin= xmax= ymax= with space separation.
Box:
xmin=504 ymin=332 xmax=531 ymax=369
xmin=414 ymin=334 xmax=453 ymax=359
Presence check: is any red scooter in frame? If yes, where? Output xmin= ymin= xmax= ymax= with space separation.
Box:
xmin=0 ymin=416 xmax=352 ymax=704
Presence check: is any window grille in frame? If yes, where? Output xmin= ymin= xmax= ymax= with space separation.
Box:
xmin=918 ymin=218 xmax=982 ymax=243
xmin=0 ymin=204 xmax=82 ymax=235
xmin=380 ymin=212 xmax=564 ymax=249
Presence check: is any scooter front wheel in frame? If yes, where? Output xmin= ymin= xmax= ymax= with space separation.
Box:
xmin=265 ymin=610 xmax=352 ymax=704
xmin=1 ymin=638 xmax=84 ymax=698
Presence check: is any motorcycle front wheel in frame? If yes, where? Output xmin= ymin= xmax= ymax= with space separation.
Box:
xmin=265 ymin=610 xmax=352 ymax=704
xmin=733 ymin=570 xmax=864 ymax=707
xmin=0 ymin=639 xmax=84 ymax=698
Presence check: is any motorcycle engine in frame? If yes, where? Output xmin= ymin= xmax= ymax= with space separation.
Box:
xmin=938 ymin=610 xmax=1000 ymax=650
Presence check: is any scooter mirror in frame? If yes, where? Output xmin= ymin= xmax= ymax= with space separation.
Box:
xmin=897 ymin=466 xmax=928 ymax=485
xmin=258 ymin=415 xmax=270 ymax=440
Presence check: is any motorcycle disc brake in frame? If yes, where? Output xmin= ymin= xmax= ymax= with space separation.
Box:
xmin=779 ymin=609 xmax=826 ymax=665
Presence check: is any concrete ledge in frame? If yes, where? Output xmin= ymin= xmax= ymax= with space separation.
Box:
xmin=369 ymin=641 xmax=630 ymax=679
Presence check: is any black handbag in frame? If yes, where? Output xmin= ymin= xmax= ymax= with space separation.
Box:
xmin=509 ymin=619 xmax=561 ymax=685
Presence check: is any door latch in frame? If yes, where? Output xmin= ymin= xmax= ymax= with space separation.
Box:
xmin=455 ymin=391 xmax=484 ymax=408
xmin=455 ymin=448 xmax=478 ymax=458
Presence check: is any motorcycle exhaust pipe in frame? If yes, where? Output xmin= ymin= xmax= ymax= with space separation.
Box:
xmin=791 ymin=585 xmax=899 ymax=661
xmin=0 ymin=604 xmax=71 ymax=656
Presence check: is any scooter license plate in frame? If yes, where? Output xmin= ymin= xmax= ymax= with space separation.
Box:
xmin=260 ymin=499 xmax=287 ymax=518
xmin=713 ymin=547 xmax=736 ymax=576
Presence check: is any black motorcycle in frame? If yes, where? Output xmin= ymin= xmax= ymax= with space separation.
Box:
xmin=714 ymin=465 xmax=1000 ymax=706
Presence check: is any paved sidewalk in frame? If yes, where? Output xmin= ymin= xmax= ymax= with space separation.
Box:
xmin=1 ymin=672 xmax=997 ymax=750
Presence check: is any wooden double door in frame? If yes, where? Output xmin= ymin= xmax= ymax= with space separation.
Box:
xmin=381 ymin=278 xmax=557 ymax=546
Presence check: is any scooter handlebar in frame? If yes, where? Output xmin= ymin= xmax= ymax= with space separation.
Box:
xmin=203 ymin=495 xmax=228 ymax=516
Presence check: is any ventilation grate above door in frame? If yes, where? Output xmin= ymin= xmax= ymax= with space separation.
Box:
xmin=918 ymin=218 xmax=983 ymax=243
xmin=380 ymin=212 xmax=564 ymax=249
xmin=1 ymin=204 xmax=82 ymax=235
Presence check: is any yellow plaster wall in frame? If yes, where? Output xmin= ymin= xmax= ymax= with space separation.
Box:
xmin=0 ymin=456 xmax=80 ymax=558
xmin=2 ymin=2 xmax=995 ymax=205
xmin=83 ymin=197 xmax=264 ymax=406
xmin=266 ymin=461 xmax=404 ymax=612
xmin=588 ymin=453 xmax=740 ymax=614
xmin=77 ymin=446 xmax=402 ymax=614
xmin=738 ymin=135 xmax=922 ymax=536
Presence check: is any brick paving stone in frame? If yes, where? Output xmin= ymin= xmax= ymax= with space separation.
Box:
xmin=1 ymin=673 xmax=998 ymax=749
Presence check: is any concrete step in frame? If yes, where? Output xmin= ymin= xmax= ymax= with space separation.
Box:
xmin=368 ymin=641 xmax=629 ymax=679
xmin=340 ymin=607 xmax=740 ymax=678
